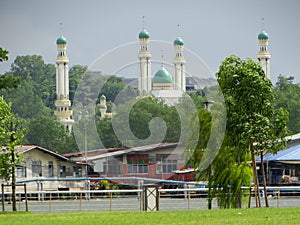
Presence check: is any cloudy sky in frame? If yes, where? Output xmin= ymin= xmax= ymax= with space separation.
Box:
xmin=0 ymin=0 xmax=299 ymax=83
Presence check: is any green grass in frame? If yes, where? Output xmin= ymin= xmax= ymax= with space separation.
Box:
xmin=0 ymin=208 xmax=299 ymax=225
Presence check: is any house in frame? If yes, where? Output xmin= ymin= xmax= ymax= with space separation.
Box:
xmin=256 ymin=143 xmax=300 ymax=185
xmin=64 ymin=143 xmax=190 ymax=185
xmin=1 ymin=145 xmax=86 ymax=192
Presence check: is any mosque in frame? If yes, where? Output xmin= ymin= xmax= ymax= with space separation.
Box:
xmin=137 ymin=28 xmax=186 ymax=105
xmin=53 ymin=28 xmax=271 ymax=130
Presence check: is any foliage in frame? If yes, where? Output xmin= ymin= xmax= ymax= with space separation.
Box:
xmin=0 ymin=97 xmax=24 ymax=180
xmin=111 ymin=97 xmax=181 ymax=148
xmin=0 ymin=48 xmax=9 ymax=62
xmin=96 ymin=117 xmax=121 ymax=148
xmin=24 ymin=116 xmax=78 ymax=154
xmin=0 ymin=97 xmax=25 ymax=211
xmin=101 ymin=76 xmax=126 ymax=102
xmin=0 ymin=48 xmax=21 ymax=90
xmin=212 ymin=55 xmax=287 ymax=208
xmin=274 ymin=75 xmax=300 ymax=134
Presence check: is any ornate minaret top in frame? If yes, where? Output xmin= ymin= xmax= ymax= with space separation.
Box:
xmin=138 ymin=18 xmax=152 ymax=96
xmin=257 ymin=19 xmax=271 ymax=79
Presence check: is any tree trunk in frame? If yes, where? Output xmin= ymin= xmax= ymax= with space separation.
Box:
xmin=207 ymin=166 xmax=212 ymax=210
xmin=260 ymin=151 xmax=269 ymax=207
xmin=10 ymin=121 xmax=17 ymax=211
xmin=251 ymin=147 xmax=261 ymax=207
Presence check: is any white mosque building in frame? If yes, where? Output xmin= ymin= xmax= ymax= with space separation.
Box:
xmin=53 ymin=28 xmax=271 ymax=127
xmin=137 ymin=29 xmax=186 ymax=105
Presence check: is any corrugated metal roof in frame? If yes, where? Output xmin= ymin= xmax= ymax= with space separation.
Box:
xmin=262 ymin=144 xmax=300 ymax=161
xmin=77 ymin=142 xmax=180 ymax=162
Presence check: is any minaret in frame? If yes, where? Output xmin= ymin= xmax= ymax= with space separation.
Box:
xmin=257 ymin=30 xmax=271 ymax=79
xmin=173 ymin=36 xmax=186 ymax=91
xmin=99 ymin=95 xmax=107 ymax=118
xmin=54 ymin=35 xmax=74 ymax=132
xmin=138 ymin=28 xmax=152 ymax=96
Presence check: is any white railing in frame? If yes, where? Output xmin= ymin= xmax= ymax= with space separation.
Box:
xmin=2 ymin=186 xmax=300 ymax=212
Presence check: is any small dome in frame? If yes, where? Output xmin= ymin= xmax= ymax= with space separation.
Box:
xmin=173 ymin=37 xmax=184 ymax=46
xmin=56 ymin=35 xmax=67 ymax=45
xmin=139 ymin=29 xmax=150 ymax=39
xmin=100 ymin=95 xmax=106 ymax=100
xmin=258 ymin=31 xmax=268 ymax=40
xmin=153 ymin=67 xmax=173 ymax=84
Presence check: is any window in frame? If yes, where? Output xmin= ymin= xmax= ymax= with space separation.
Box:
xmin=104 ymin=158 xmax=122 ymax=175
xmin=73 ymin=166 xmax=82 ymax=177
xmin=48 ymin=161 xmax=54 ymax=177
xmin=127 ymin=155 xmax=148 ymax=174
xmin=156 ymin=154 xmax=178 ymax=174
xmin=16 ymin=166 xmax=26 ymax=178
xmin=60 ymin=166 xmax=66 ymax=177
xmin=32 ymin=161 xmax=42 ymax=177
xmin=128 ymin=164 xmax=148 ymax=174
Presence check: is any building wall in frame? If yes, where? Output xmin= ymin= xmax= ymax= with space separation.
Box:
xmin=1 ymin=147 xmax=87 ymax=192
xmin=94 ymin=145 xmax=187 ymax=180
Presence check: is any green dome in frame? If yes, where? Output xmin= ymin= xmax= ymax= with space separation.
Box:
xmin=139 ymin=29 xmax=150 ymax=39
xmin=258 ymin=31 xmax=268 ymax=40
xmin=153 ymin=67 xmax=173 ymax=84
xmin=56 ymin=36 xmax=67 ymax=45
xmin=100 ymin=95 xmax=106 ymax=100
xmin=99 ymin=105 xmax=107 ymax=109
xmin=173 ymin=37 xmax=184 ymax=46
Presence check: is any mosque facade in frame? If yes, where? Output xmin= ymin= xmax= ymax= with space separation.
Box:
xmin=54 ymin=29 xmax=271 ymax=127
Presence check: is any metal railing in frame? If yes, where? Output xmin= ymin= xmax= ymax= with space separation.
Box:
xmin=1 ymin=186 xmax=300 ymax=212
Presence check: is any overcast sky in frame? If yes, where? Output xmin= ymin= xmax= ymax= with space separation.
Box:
xmin=0 ymin=0 xmax=299 ymax=84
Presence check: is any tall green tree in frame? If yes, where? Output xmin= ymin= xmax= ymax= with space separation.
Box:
xmin=213 ymin=55 xmax=287 ymax=208
xmin=0 ymin=97 xmax=24 ymax=211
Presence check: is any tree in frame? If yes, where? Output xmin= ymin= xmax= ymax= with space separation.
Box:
xmin=274 ymin=75 xmax=300 ymax=134
xmin=213 ymin=55 xmax=287 ymax=208
xmin=112 ymin=97 xmax=181 ymax=148
xmin=69 ymin=65 xmax=90 ymax=103
xmin=1 ymin=81 xmax=51 ymax=119
xmin=25 ymin=116 xmax=78 ymax=154
xmin=0 ymin=48 xmax=21 ymax=90
xmin=101 ymin=76 xmax=126 ymax=103
xmin=0 ymin=97 xmax=24 ymax=211
xmin=9 ymin=55 xmax=56 ymax=108
xmin=0 ymin=48 xmax=9 ymax=62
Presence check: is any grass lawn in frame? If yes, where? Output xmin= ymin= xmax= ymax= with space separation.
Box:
xmin=1 ymin=208 xmax=299 ymax=225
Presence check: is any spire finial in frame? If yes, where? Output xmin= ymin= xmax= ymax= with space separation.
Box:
xmin=60 ymin=22 xmax=63 ymax=36
xmin=177 ymin=24 xmax=180 ymax=37
xmin=261 ymin=17 xmax=264 ymax=31
xmin=161 ymin=50 xmax=164 ymax=68
xmin=142 ymin=16 xmax=145 ymax=30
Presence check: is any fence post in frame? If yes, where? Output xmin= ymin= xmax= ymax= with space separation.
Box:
xmin=109 ymin=192 xmax=112 ymax=211
xmin=188 ymin=190 xmax=191 ymax=210
xmin=277 ymin=189 xmax=280 ymax=208
xmin=18 ymin=193 xmax=21 ymax=211
xmin=24 ymin=184 xmax=28 ymax=212
xmin=1 ymin=184 xmax=5 ymax=212
xmin=79 ymin=192 xmax=82 ymax=211
xmin=49 ymin=192 xmax=52 ymax=212
xmin=142 ymin=184 xmax=159 ymax=211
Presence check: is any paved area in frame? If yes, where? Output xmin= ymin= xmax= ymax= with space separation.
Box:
xmin=2 ymin=196 xmax=300 ymax=213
